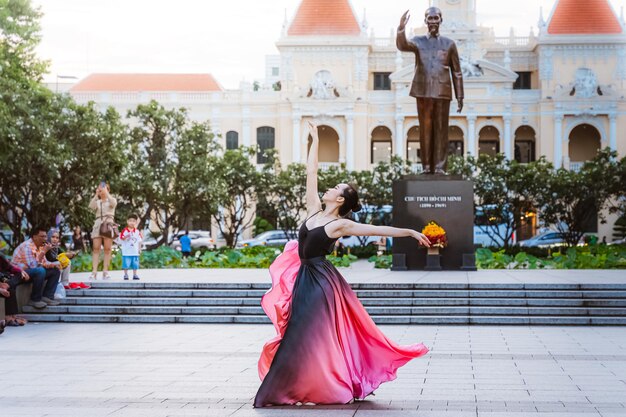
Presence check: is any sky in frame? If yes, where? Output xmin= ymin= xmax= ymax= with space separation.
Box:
xmin=33 ymin=0 xmax=626 ymax=89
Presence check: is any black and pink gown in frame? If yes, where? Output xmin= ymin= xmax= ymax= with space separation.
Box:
xmin=254 ymin=212 xmax=429 ymax=407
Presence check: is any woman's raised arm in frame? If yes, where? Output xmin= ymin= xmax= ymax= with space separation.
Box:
xmin=305 ymin=121 xmax=322 ymax=215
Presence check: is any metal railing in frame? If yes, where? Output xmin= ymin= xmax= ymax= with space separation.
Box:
xmin=489 ymin=36 xmax=536 ymax=48
xmin=569 ymin=161 xmax=584 ymax=172
xmin=319 ymin=162 xmax=341 ymax=170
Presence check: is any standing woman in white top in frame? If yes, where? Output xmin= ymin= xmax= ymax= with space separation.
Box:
xmin=88 ymin=182 xmax=117 ymax=280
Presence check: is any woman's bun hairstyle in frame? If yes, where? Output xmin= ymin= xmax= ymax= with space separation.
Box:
xmin=339 ymin=184 xmax=362 ymax=217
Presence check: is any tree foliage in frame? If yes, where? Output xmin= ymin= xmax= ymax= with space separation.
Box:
xmin=119 ymin=101 xmax=219 ymax=246
xmin=259 ymin=151 xmax=307 ymax=238
xmin=537 ymin=149 xmax=618 ymax=246
xmin=210 ymin=147 xmax=259 ymax=248
xmin=454 ymin=154 xmax=553 ymax=248
xmin=0 ymin=88 xmax=128 ymax=245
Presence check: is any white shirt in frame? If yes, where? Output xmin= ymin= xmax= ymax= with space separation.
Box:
xmin=119 ymin=227 xmax=143 ymax=257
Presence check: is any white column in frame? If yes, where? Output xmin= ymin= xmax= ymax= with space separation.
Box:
xmin=346 ymin=115 xmax=355 ymax=171
xmin=554 ymin=114 xmax=563 ymax=168
xmin=242 ymin=120 xmax=251 ymax=147
xmin=395 ymin=116 xmax=404 ymax=158
xmin=609 ymin=114 xmax=618 ymax=152
xmin=211 ymin=107 xmax=221 ymax=138
xmin=467 ymin=115 xmax=477 ymax=156
xmin=242 ymin=107 xmax=251 ymax=147
xmin=292 ymin=116 xmax=301 ymax=163
xmin=503 ymin=115 xmax=512 ymax=159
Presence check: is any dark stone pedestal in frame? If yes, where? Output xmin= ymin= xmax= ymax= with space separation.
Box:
xmin=425 ymin=254 xmax=442 ymax=271
xmin=392 ymin=175 xmax=476 ymax=271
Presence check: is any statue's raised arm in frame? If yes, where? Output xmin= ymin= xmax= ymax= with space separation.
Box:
xmin=396 ymin=10 xmax=418 ymax=55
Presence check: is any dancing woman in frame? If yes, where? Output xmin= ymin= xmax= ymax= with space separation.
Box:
xmin=254 ymin=122 xmax=431 ymax=407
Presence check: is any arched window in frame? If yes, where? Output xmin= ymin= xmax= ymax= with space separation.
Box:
xmin=514 ymin=126 xmax=536 ymax=163
xmin=479 ymin=126 xmax=500 ymax=156
xmin=371 ymin=126 xmax=393 ymax=164
xmin=568 ymin=124 xmax=601 ymax=231
xmin=406 ymin=126 xmax=420 ymax=163
xmin=448 ymin=126 xmax=464 ymax=156
xmin=226 ymin=131 xmax=238 ymax=150
xmin=569 ymin=124 xmax=600 ymax=165
xmin=256 ymin=126 xmax=275 ymax=164
xmin=307 ymin=125 xmax=339 ymax=163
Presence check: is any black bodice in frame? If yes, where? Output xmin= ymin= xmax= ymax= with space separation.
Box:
xmin=298 ymin=212 xmax=339 ymax=259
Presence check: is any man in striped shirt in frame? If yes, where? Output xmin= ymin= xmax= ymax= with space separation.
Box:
xmin=12 ymin=225 xmax=62 ymax=309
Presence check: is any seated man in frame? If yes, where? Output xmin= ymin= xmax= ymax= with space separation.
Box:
xmin=0 ymin=253 xmax=30 ymax=325
xmin=12 ymin=225 xmax=61 ymax=309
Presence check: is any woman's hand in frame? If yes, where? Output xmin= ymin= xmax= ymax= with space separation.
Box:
xmin=411 ymin=230 xmax=431 ymax=247
xmin=307 ymin=121 xmax=319 ymax=141
xmin=21 ymin=270 xmax=30 ymax=281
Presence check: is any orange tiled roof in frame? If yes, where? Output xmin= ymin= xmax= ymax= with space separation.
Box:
xmin=548 ymin=0 xmax=623 ymax=34
xmin=288 ymin=0 xmax=361 ymax=36
xmin=71 ymin=73 xmax=223 ymax=92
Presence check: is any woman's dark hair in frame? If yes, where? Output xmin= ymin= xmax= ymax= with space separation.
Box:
xmin=339 ymin=184 xmax=362 ymax=217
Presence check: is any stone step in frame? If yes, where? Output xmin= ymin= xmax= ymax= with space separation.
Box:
xmin=60 ymin=296 xmax=626 ymax=308
xmin=26 ymin=281 xmax=626 ymax=326
xmin=20 ymin=313 xmax=626 ymax=325
xmin=65 ymin=288 xmax=626 ymax=299
xmin=83 ymin=282 xmax=626 ymax=291
xmin=21 ymin=305 xmax=626 ymax=316
xmin=66 ymin=289 xmax=268 ymax=298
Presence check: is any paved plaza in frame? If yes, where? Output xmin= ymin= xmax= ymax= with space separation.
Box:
xmin=3 ymin=322 xmax=626 ymax=417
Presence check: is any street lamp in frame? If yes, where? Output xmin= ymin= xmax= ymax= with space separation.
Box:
xmin=55 ymin=74 xmax=78 ymax=93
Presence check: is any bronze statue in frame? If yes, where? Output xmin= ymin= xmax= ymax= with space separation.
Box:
xmin=397 ymin=7 xmax=464 ymax=174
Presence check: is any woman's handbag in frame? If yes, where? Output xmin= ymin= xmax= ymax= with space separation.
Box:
xmin=99 ymin=201 xmax=119 ymax=239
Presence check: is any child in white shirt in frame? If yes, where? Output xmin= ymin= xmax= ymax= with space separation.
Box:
xmin=119 ymin=213 xmax=143 ymax=280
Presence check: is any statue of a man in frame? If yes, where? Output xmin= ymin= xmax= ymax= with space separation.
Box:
xmin=397 ymin=7 xmax=464 ymax=174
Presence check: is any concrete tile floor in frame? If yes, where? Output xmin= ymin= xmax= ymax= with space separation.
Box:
xmin=2 ymin=323 xmax=626 ymax=416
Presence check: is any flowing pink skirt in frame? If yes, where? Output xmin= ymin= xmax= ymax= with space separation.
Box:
xmin=254 ymin=241 xmax=429 ymax=407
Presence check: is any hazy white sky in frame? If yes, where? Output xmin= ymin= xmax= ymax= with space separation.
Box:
xmin=33 ymin=0 xmax=626 ymax=88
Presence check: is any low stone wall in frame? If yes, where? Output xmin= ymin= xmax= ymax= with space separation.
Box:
xmin=0 ymin=283 xmax=32 ymax=321
xmin=16 ymin=284 xmax=32 ymax=313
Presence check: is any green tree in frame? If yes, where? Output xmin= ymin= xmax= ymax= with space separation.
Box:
xmin=317 ymin=164 xmax=351 ymax=193
xmin=170 ymin=121 xmax=221 ymax=231
xmin=469 ymin=154 xmax=552 ymax=248
xmin=607 ymin=155 xmax=626 ymax=220
xmin=121 ymin=101 xmax=219 ymax=246
xmin=0 ymin=92 xmax=128 ymax=245
xmin=0 ymin=0 xmax=47 ymax=83
xmin=259 ymin=151 xmax=307 ymax=238
xmin=211 ymin=147 xmax=260 ymax=248
xmin=537 ymin=149 xmax=617 ymax=246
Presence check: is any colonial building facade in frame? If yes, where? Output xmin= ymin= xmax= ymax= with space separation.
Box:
xmin=70 ymin=0 xmax=626 ymax=241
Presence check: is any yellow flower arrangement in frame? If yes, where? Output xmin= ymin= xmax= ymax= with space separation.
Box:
xmin=421 ymin=221 xmax=448 ymax=248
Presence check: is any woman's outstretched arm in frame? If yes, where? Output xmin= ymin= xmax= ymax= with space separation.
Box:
xmin=305 ymin=121 xmax=322 ymax=215
xmin=330 ymin=220 xmax=431 ymax=247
